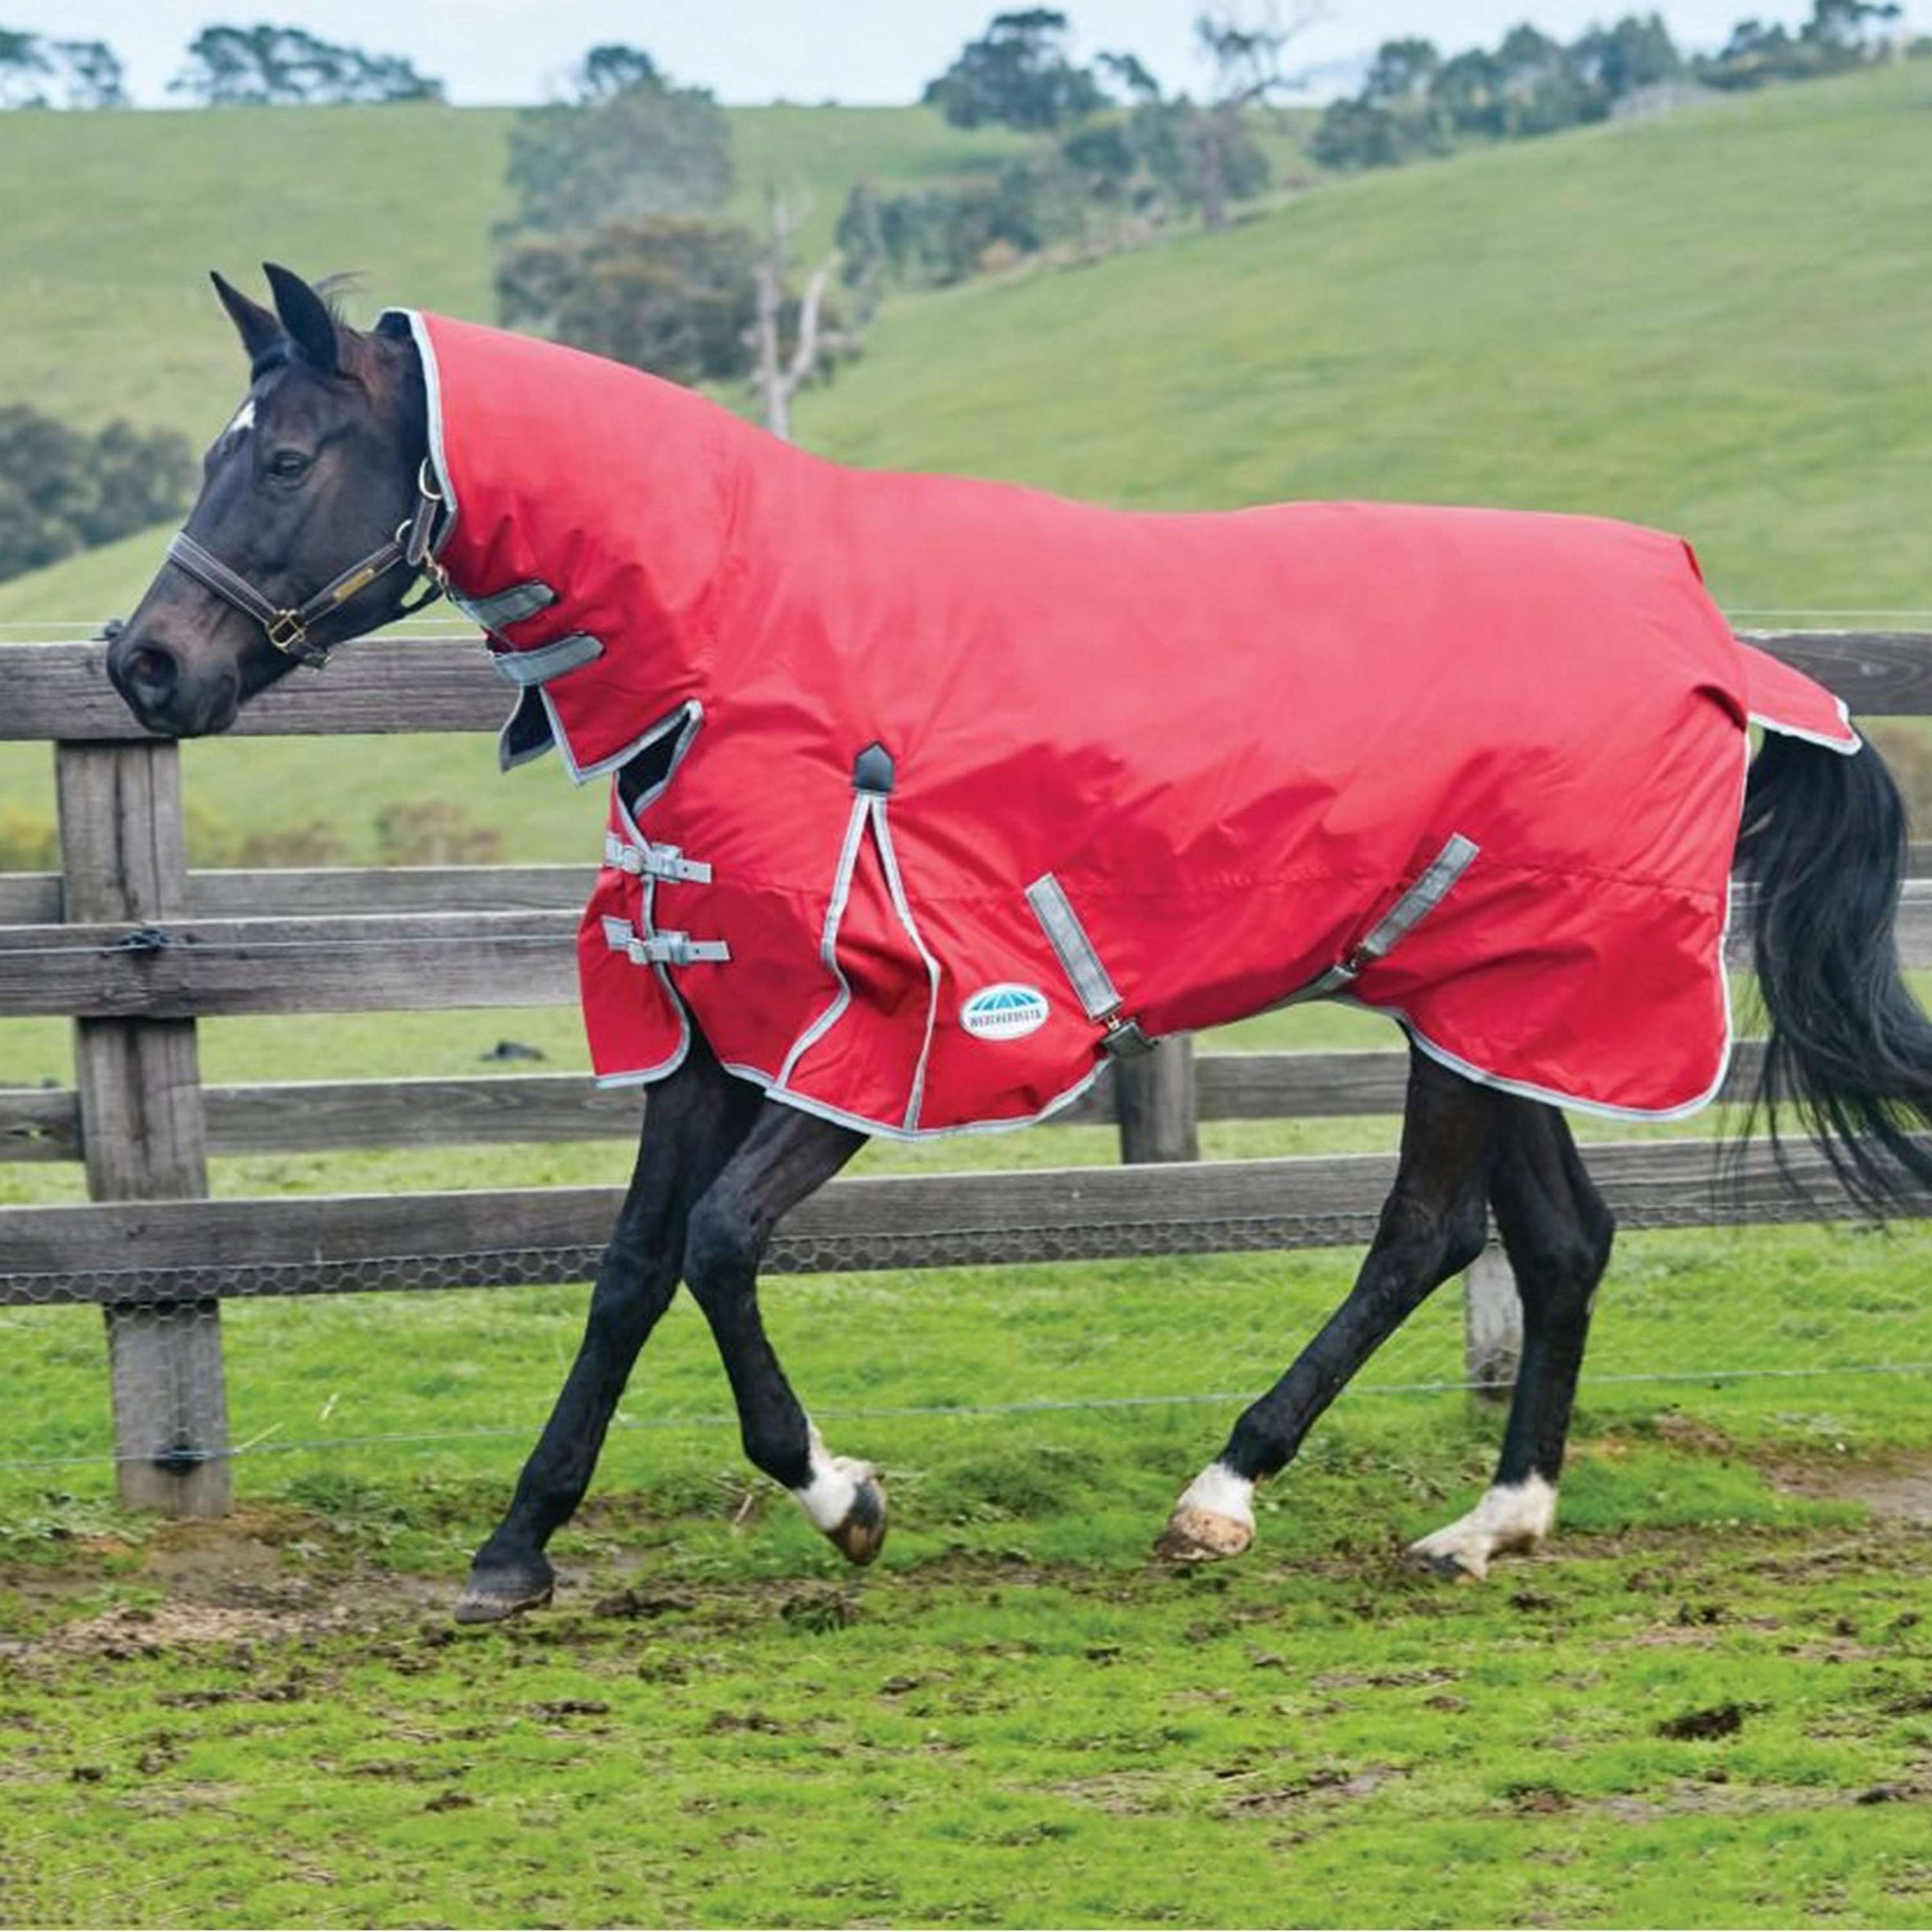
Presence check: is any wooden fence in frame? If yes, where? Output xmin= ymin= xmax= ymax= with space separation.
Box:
xmin=4 ymin=629 xmax=1930 ymax=1517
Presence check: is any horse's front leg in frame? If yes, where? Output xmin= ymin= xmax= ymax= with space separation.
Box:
xmin=456 ymin=1040 xmax=763 ymax=1624
xmin=680 ymin=1103 xmax=880 ymax=1560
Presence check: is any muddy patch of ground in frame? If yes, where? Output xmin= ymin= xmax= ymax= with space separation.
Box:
xmin=1767 ymin=1449 xmax=1932 ymax=1527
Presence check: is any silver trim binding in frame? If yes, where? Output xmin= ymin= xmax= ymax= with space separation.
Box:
xmin=774 ymin=794 xmax=871 ymax=1087
xmin=1023 ymin=872 xmax=1153 ymax=1056
xmin=867 ymin=795 xmax=943 ymax=1131
xmin=1023 ymin=874 xmax=1120 ymax=1022
xmin=490 ymin=630 xmax=604 ymax=686
xmin=1281 ymin=831 xmax=1480 ymax=1006
xmin=454 ymin=580 xmax=558 ymax=632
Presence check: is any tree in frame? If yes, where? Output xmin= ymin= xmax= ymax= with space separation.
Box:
xmin=573 ymin=43 xmax=660 ymax=102
xmin=503 ymin=63 xmax=733 ymax=235
xmin=0 ymin=406 xmax=194 ymax=584
xmin=1568 ymin=15 xmax=1680 ymax=101
xmin=748 ymin=193 xmax=857 ymax=443
xmin=170 ymin=24 xmax=441 ymax=104
xmin=1194 ymin=4 xmax=1314 ymax=225
xmin=923 ymin=10 xmax=1105 ymax=131
xmin=496 ymin=217 xmax=759 ymax=385
xmin=1363 ymin=37 xmax=1440 ymax=103
xmin=0 ymin=27 xmax=125 ymax=108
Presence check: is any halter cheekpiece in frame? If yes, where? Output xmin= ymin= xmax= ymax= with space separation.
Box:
xmin=163 ymin=459 xmax=448 ymax=668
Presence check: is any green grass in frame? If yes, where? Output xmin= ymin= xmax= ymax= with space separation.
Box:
xmin=795 ymin=64 xmax=1932 ymax=619
xmin=0 ymin=100 xmax=1021 ymax=437
xmin=3 ymin=1230 xmax=1930 ymax=1926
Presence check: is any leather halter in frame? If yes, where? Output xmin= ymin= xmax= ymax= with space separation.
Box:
xmin=163 ymin=460 xmax=449 ymax=669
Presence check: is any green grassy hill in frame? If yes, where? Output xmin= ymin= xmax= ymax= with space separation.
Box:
xmin=798 ymin=63 xmax=1932 ymax=618
xmin=0 ymin=100 xmax=1021 ymax=435
xmin=1 ymin=67 xmax=1927 ymax=864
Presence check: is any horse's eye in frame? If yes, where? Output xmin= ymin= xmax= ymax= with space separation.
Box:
xmin=266 ymin=449 xmax=311 ymax=481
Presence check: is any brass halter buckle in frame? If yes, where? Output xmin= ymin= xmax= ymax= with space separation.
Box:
xmin=265 ymin=610 xmax=309 ymax=656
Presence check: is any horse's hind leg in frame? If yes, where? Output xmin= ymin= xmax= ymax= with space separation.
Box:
xmin=681 ymin=1103 xmax=886 ymax=1562
xmin=1408 ymin=1098 xmax=1613 ymax=1581
xmin=1158 ymin=1048 xmax=1494 ymax=1561
xmin=457 ymin=1039 xmax=763 ymax=1624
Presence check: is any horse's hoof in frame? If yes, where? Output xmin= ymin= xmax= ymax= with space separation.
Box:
xmin=453 ymin=1563 xmax=555 ymax=1625
xmin=1405 ymin=1535 xmax=1488 ymax=1584
xmin=825 ymin=1468 xmax=888 ymax=1566
xmin=1154 ymin=1505 xmax=1254 ymax=1564
xmin=1407 ymin=1479 xmax=1555 ymax=1586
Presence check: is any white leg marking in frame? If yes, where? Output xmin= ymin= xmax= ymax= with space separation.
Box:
xmin=1156 ymin=1460 xmax=1257 ymax=1561
xmin=1408 ymin=1475 xmax=1557 ymax=1582
xmin=790 ymin=1425 xmax=889 ymax=1564
xmin=791 ymin=1426 xmax=861 ymax=1533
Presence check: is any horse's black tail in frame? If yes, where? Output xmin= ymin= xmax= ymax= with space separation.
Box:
xmin=1736 ymin=729 xmax=1932 ymax=1214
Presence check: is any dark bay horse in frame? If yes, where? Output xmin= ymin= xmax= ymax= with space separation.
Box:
xmin=108 ymin=266 xmax=1932 ymax=1622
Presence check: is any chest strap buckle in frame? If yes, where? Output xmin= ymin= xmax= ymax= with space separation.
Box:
xmin=604 ymin=833 xmax=713 ymax=884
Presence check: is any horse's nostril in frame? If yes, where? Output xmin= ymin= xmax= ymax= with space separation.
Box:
xmin=125 ymin=644 xmax=180 ymax=702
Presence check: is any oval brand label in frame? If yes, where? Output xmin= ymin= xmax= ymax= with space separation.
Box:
xmin=961 ymin=984 xmax=1050 ymax=1041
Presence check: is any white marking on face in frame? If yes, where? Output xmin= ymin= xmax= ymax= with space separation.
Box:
xmin=222 ymin=398 xmax=256 ymax=442
xmin=1174 ymin=1461 xmax=1256 ymax=1532
xmin=791 ymin=1424 xmax=861 ymax=1532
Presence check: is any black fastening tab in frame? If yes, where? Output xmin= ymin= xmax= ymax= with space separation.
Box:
xmin=852 ymin=741 xmax=896 ymax=795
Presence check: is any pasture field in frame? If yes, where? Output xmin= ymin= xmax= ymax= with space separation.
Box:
xmin=3 ymin=1223 xmax=1931 ymax=1928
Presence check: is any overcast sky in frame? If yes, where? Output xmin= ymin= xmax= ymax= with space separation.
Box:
xmin=7 ymin=0 xmax=1925 ymax=105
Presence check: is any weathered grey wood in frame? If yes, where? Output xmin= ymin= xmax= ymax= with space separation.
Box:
xmin=1 ymin=637 xmax=501 ymax=741
xmin=1740 ymin=631 xmax=1932 ymax=716
xmin=0 ymin=872 xmax=62 ymax=923
xmin=204 ymin=1074 xmax=645 ymax=1151
xmin=4 ymin=888 xmax=1927 ymax=1025
xmin=185 ymin=864 xmax=597 ymax=916
xmin=0 ymin=1134 xmax=1919 ymax=1308
xmin=0 ymin=910 xmax=580 ymax=1018
xmin=0 ymin=836 xmax=1904 ymax=933
xmin=0 ymin=1086 xmax=82 ymax=1159
xmin=1462 ymin=1246 xmax=1523 ymax=1401
xmin=0 ymin=892 xmax=1925 ymax=1022
xmin=4 ymin=630 xmax=1928 ymax=745
xmin=55 ymin=741 xmax=229 ymax=1516
xmin=1115 ymin=1037 xmax=1200 ymax=1162
xmin=0 ymin=1040 xmax=1791 ymax=1164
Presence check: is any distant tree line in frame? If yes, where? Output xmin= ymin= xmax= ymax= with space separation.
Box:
xmin=0 ymin=20 xmax=443 ymax=108
xmin=839 ymin=8 xmax=1295 ymax=296
xmin=0 ymin=405 xmax=195 ymax=585
xmin=493 ymin=48 xmax=856 ymax=439
xmin=0 ymin=26 xmax=124 ymax=107
xmin=1314 ymin=0 xmax=1916 ymax=170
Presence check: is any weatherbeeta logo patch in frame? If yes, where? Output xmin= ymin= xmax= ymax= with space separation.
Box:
xmin=961 ymin=984 xmax=1050 ymax=1041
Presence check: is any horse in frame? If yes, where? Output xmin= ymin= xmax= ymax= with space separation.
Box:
xmin=107 ymin=264 xmax=1932 ymax=1625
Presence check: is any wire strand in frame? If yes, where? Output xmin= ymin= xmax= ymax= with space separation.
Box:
xmin=3 ymin=1358 xmax=1928 ymax=1472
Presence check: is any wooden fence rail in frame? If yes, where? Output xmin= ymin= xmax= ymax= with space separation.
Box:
xmin=1 ymin=627 xmax=1927 ymax=1516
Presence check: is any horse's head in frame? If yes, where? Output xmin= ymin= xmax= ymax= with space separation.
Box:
xmin=108 ymin=264 xmax=434 ymax=736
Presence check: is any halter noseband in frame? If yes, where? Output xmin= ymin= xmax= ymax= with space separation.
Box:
xmin=163 ymin=460 xmax=449 ymax=670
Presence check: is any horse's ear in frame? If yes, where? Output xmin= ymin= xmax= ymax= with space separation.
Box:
xmin=210 ymin=271 xmax=282 ymax=363
xmin=263 ymin=262 xmax=340 ymax=377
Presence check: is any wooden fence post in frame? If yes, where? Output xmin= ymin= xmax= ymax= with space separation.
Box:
xmin=1462 ymin=1245 xmax=1522 ymax=1403
xmin=56 ymin=740 xmax=230 ymax=1516
xmin=1115 ymin=1036 xmax=1199 ymax=1164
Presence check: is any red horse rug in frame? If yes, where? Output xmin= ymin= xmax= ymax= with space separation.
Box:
xmin=388 ymin=310 xmax=1859 ymax=1137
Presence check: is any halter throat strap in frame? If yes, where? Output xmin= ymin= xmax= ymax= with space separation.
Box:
xmin=164 ymin=461 xmax=446 ymax=670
